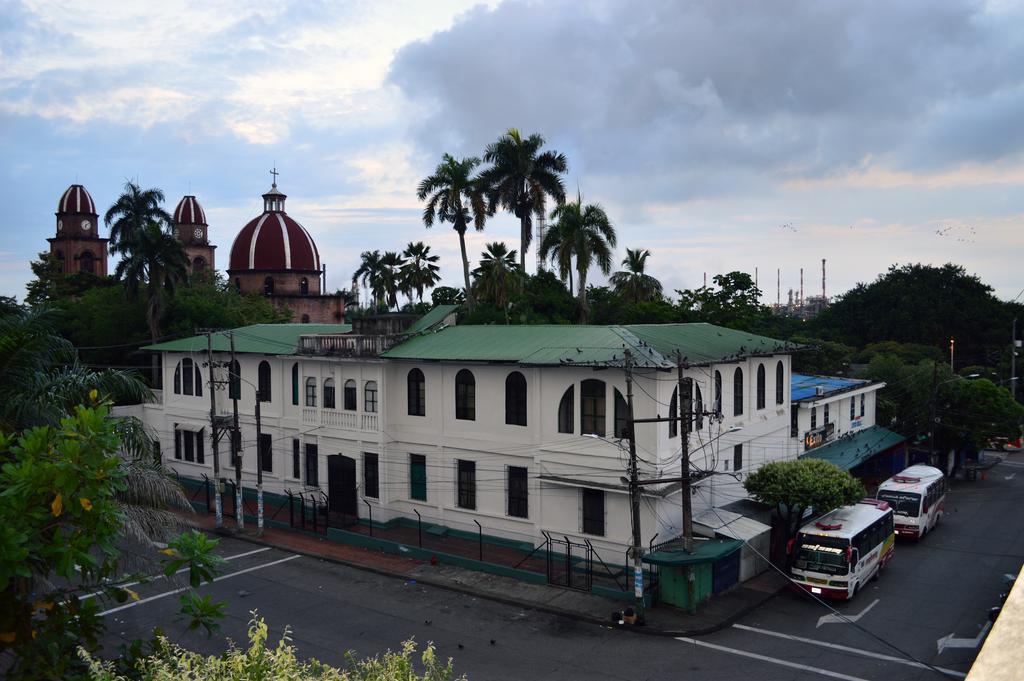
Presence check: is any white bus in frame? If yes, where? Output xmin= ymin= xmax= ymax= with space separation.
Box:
xmin=876 ymin=465 xmax=946 ymax=540
xmin=789 ymin=498 xmax=895 ymax=600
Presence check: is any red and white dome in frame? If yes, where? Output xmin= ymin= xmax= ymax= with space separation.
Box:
xmin=173 ymin=195 xmax=207 ymax=225
xmin=57 ymin=184 xmax=97 ymax=215
xmin=228 ymin=186 xmax=320 ymax=272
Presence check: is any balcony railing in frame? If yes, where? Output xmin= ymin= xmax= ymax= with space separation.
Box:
xmin=298 ymin=334 xmax=402 ymax=357
xmin=301 ymin=407 xmax=379 ymax=433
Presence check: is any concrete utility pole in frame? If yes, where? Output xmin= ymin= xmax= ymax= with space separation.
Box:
xmin=623 ymin=350 xmax=646 ymax=624
xmin=255 ymin=390 xmax=264 ymax=535
xmin=676 ymin=359 xmax=697 ymax=615
xmin=229 ymin=332 xmax=244 ymax=529
xmin=206 ymin=333 xmax=223 ymax=529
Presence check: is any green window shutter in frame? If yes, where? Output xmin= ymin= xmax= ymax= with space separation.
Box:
xmin=410 ymin=454 xmax=427 ymax=501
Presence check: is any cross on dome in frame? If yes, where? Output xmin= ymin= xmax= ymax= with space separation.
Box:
xmin=270 ymin=165 xmax=279 ymax=188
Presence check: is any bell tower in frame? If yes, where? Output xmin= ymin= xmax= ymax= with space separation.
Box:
xmin=48 ymin=184 xmax=109 ymax=276
xmin=172 ymin=195 xmax=216 ymax=274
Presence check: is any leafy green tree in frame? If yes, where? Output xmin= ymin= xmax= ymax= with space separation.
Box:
xmin=25 ymin=252 xmax=111 ymax=307
xmin=431 ymin=286 xmax=466 ymax=307
xmin=479 ymin=128 xmax=568 ymax=271
xmin=676 ymin=272 xmax=766 ymax=330
xmin=790 ymin=335 xmax=856 ymax=376
xmin=417 ymin=154 xmax=488 ymax=310
xmin=104 ymin=182 xmax=173 ymax=255
xmin=512 ymin=270 xmax=577 ymax=324
xmin=853 ymin=341 xmax=942 ymax=366
xmin=163 ymin=276 xmax=291 ymax=336
xmin=609 ymin=248 xmax=663 ymax=304
xmin=400 ymin=241 xmax=442 ymax=304
xmin=81 ymin=612 xmax=463 ymax=681
xmin=538 ymin=194 xmax=616 ymax=323
xmin=472 ymin=242 xmax=522 ymax=322
xmin=115 ymin=223 xmax=190 ymax=342
xmin=353 ymin=250 xmax=385 ymax=309
xmin=744 ymin=459 xmax=865 ymax=552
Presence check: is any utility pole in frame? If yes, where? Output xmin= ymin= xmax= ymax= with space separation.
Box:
xmin=929 ymin=360 xmax=939 ymax=468
xmin=206 ymin=333 xmax=223 ymax=529
xmin=623 ymin=350 xmax=646 ymax=624
xmin=229 ymin=332 xmax=244 ymax=529
xmin=255 ymin=389 xmax=264 ymax=535
xmin=676 ymin=357 xmax=697 ymax=616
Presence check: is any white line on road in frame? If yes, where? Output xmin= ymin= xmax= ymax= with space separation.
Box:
xmin=734 ymin=624 xmax=966 ymax=678
xmin=997 ymin=460 xmax=1024 ymax=468
xmin=675 ymin=636 xmax=870 ymax=681
xmin=83 ymin=547 xmax=273 ymax=600
xmin=817 ymin=598 xmax=878 ymax=627
xmin=937 ymin=622 xmax=992 ymax=656
xmin=99 ymin=554 xmax=300 ymax=617
xmin=1005 ymin=473 xmax=1016 ymax=480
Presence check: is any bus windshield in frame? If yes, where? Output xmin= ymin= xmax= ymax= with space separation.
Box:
xmin=793 ymin=534 xmax=849 ymax=575
xmin=878 ymin=491 xmax=921 ymax=517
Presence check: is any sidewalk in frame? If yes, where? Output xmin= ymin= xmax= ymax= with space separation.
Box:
xmin=188 ymin=513 xmax=787 ymax=637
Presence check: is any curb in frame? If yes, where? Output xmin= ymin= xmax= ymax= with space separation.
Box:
xmin=211 ymin=527 xmax=784 ymax=638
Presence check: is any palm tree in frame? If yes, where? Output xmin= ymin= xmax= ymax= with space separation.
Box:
xmin=472 ymin=242 xmax=522 ymax=322
xmin=538 ymin=193 xmax=617 ymax=323
xmin=478 ymin=129 xmax=568 ymax=271
xmin=610 ymin=248 xmax=664 ymax=304
xmin=378 ymin=251 xmax=406 ymax=310
xmin=400 ymin=242 xmax=442 ymax=304
xmin=353 ymin=250 xmax=384 ymax=309
xmin=114 ymin=223 xmax=189 ymax=341
xmin=417 ymin=154 xmax=488 ymax=310
xmin=104 ymin=181 xmax=173 ymax=254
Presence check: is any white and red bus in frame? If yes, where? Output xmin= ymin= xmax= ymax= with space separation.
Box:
xmin=876 ymin=465 xmax=946 ymax=540
xmin=789 ymin=498 xmax=895 ymax=600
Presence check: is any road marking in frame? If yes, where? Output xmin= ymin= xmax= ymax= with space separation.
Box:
xmin=937 ymin=622 xmax=992 ymax=655
xmin=99 ymin=554 xmax=300 ymax=617
xmin=997 ymin=460 xmax=1024 ymax=468
xmin=1005 ymin=473 xmax=1016 ymax=480
xmin=817 ymin=598 xmax=878 ymax=627
xmin=676 ymin=636 xmax=870 ymax=681
xmin=734 ymin=624 xmax=966 ymax=678
xmin=83 ymin=547 xmax=273 ymax=600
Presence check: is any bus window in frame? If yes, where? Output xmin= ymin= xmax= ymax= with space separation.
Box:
xmin=794 ymin=535 xmax=849 ymax=575
xmin=878 ymin=491 xmax=921 ymax=517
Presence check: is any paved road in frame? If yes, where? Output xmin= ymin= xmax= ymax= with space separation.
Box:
xmin=102 ymin=454 xmax=1024 ymax=680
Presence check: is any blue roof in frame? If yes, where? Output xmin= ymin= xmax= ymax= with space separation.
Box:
xmin=791 ymin=373 xmax=869 ymax=402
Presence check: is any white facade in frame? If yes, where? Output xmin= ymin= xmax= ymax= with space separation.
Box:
xmin=134 ymin=340 xmax=799 ymax=557
xmin=791 ymin=377 xmax=883 ymax=453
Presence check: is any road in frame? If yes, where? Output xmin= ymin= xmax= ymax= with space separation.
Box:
xmin=102 ymin=453 xmax=1024 ymax=680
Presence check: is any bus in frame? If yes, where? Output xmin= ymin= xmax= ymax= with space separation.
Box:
xmin=789 ymin=498 xmax=895 ymax=600
xmin=876 ymin=465 xmax=946 ymax=540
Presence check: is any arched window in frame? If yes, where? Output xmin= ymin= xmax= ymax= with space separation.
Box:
xmin=228 ymin=360 xmax=241 ymax=400
xmin=182 ymin=358 xmax=194 ymax=395
xmin=850 ymin=396 xmax=856 ymax=420
xmin=301 ymin=314 xmax=310 ymax=323
xmin=581 ymin=379 xmax=606 ymax=436
xmin=173 ymin=362 xmax=181 ymax=394
xmin=192 ymin=256 xmax=206 ymax=272
xmin=194 ymin=361 xmax=202 ymax=397
xmin=505 ymin=371 xmax=528 ymax=426
xmin=733 ymin=367 xmax=744 ymax=417
xmin=344 ymin=379 xmax=357 ymax=410
xmin=291 ymin=363 xmax=299 ymax=405
xmin=455 ymin=369 xmax=476 ymax=421
xmin=257 ymin=361 xmax=271 ymax=402
xmin=756 ymin=364 xmax=766 ymax=410
xmin=776 ymin=361 xmax=784 ymax=405
xmin=613 ymin=388 xmax=628 ymax=439
xmin=407 ymin=369 xmax=425 ymax=416
xmin=323 ymin=378 xmax=336 ymax=409
xmin=714 ymin=370 xmax=723 ymax=415
xmin=811 ymin=406 xmax=817 ymax=429
xmin=557 ymin=386 xmax=574 ymax=433
xmin=79 ymin=251 xmax=95 ymax=274
xmin=300 ymin=277 xmax=309 ymax=296
xmin=364 ymin=381 xmax=378 ymax=413
xmin=695 ymin=384 xmax=704 ymax=430
xmin=305 ymin=377 xmax=317 ymax=407
xmin=264 ymin=277 xmax=275 ymax=295
xmin=668 ymin=387 xmax=678 ymax=438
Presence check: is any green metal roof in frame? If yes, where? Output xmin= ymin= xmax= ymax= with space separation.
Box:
xmin=800 ymin=425 xmax=907 ymax=471
xmin=643 ymin=538 xmax=743 ymax=566
xmin=381 ymin=323 xmax=795 ymax=367
xmin=142 ymin=324 xmax=350 ymax=355
xmin=405 ymin=304 xmax=460 ymax=335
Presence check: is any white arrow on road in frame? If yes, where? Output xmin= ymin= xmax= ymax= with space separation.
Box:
xmin=817 ymin=598 xmax=879 ymax=628
xmin=937 ymin=622 xmax=992 ymax=655
xmin=1005 ymin=473 xmax=1016 ymax=480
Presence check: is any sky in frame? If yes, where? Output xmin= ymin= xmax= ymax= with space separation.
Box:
xmin=2 ymin=0 xmax=1023 ymax=304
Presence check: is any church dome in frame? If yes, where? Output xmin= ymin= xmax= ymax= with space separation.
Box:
xmin=57 ymin=184 xmax=96 ymax=215
xmin=227 ymin=183 xmax=321 ymax=272
xmin=173 ymin=195 xmax=207 ymax=225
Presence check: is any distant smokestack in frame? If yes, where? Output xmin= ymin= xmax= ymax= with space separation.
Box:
xmin=755 ymin=267 xmax=759 ymax=291
xmin=800 ymin=268 xmax=804 ymax=308
xmin=703 ymin=272 xmax=707 ymax=288
xmin=822 ymin=258 xmax=827 ymax=304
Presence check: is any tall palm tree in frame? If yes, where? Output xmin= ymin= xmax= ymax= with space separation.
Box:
xmin=400 ymin=242 xmax=442 ymax=304
xmin=538 ymin=193 xmax=617 ymax=323
xmin=353 ymin=250 xmax=384 ymax=309
xmin=417 ymin=154 xmax=488 ymax=310
xmin=378 ymin=251 xmax=406 ymax=310
xmin=114 ymin=223 xmax=189 ymax=341
xmin=609 ymin=248 xmax=664 ymax=304
xmin=104 ymin=181 xmax=172 ymax=254
xmin=478 ymin=129 xmax=568 ymax=271
xmin=472 ymin=242 xmax=522 ymax=322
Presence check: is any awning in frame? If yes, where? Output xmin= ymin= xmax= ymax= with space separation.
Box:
xmin=173 ymin=421 xmax=207 ymax=432
xmin=800 ymin=425 xmax=906 ymax=471
xmin=693 ymin=508 xmax=771 ymax=542
xmin=643 ymin=538 xmax=743 ymax=567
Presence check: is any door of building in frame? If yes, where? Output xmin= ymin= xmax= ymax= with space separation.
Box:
xmin=327 ymin=455 xmax=357 ymax=518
